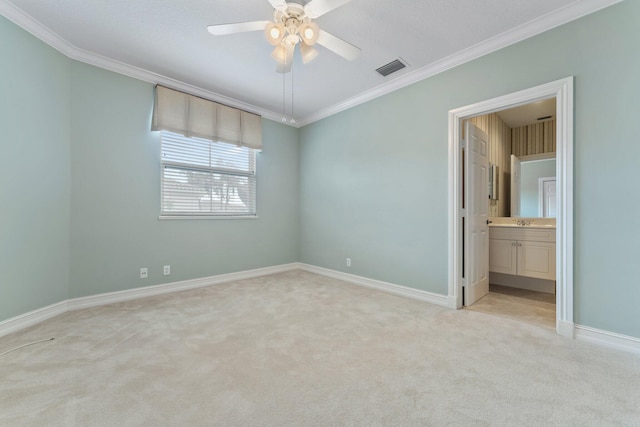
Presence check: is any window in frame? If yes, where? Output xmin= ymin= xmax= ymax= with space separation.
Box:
xmin=160 ymin=131 xmax=257 ymax=217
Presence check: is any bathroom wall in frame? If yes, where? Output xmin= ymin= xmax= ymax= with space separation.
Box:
xmin=512 ymin=120 xmax=556 ymax=157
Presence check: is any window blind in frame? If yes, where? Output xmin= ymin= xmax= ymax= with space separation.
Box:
xmin=152 ymin=85 xmax=262 ymax=150
xmin=161 ymin=132 xmax=256 ymax=216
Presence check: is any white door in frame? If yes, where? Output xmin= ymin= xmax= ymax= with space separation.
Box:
xmin=539 ymin=177 xmax=557 ymax=217
xmin=510 ymin=155 xmax=521 ymax=217
xmin=464 ymin=122 xmax=489 ymax=305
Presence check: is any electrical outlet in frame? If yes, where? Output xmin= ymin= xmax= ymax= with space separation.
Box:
xmin=346 ymin=258 xmax=351 ymax=267
xmin=163 ymin=265 xmax=171 ymax=276
xmin=140 ymin=267 xmax=148 ymax=279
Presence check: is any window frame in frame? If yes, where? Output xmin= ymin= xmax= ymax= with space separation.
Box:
xmin=159 ymin=131 xmax=258 ymax=220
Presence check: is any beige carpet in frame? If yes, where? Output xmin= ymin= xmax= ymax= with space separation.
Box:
xmin=1 ymin=270 xmax=639 ymax=426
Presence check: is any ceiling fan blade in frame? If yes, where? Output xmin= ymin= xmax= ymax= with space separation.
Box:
xmin=207 ymin=21 xmax=271 ymax=36
xmin=316 ymin=30 xmax=360 ymax=61
xmin=304 ymin=0 xmax=351 ymax=18
xmin=267 ymin=0 xmax=288 ymax=11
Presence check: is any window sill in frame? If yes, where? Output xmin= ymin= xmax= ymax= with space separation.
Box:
xmin=158 ymin=215 xmax=259 ymax=220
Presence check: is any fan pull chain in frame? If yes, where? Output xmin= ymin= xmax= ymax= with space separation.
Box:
xmin=290 ymin=61 xmax=295 ymax=124
xmin=281 ymin=57 xmax=287 ymax=122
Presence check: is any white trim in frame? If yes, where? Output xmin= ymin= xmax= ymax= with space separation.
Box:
xmin=0 ymin=0 xmax=77 ymax=57
xmin=298 ymin=263 xmax=450 ymax=307
xmin=3 ymin=263 xmax=640 ymax=356
xmin=489 ymin=272 xmax=556 ymax=294
xmin=67 ymin=263 xmax=299 ymax=311
xmin=557 ymin=320 xmax=575 ymax=338
xmin=158 ymin=215 xmax=260 ymax=220
xmin=448 ymin=77 xmax=574 ymax=337
xmin=0 ymin=301 xmax=68 ymax=338
xmin=519 ymin=153 xmax=556 ymax=162
xmin=0 ymin=263 xmax=299 ymax=338
xmin=295 ymin=0 xmax=620 ymax=126
xmin=0 ymin=0 xmax=621 ymax=128
xmin=575 ymin=325 xmax=640 ymax=355
xmin=538 ymin=176 xmax=556 ymax=217
xmin=0 ymin=0 xmax=283 ymax=124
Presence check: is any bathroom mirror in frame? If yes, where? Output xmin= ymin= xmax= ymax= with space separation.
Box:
xmin=510 ymin=154 xmax=556 ymax=218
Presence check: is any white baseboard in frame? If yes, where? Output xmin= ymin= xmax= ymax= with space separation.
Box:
xmin=556 ymin=319 xmax=575 ymax=338
xmin=490 ymin=273 xmax=556 ymax=294
xmin=0 ymin=263 xmax=299 ymax=338
xmin=67 ymin=263 xmax=299 ymax=311
xmin=574 ymin=324 xmax=640 ymax=355
xmin=298 ymin=265 xmax=640 ymax=355
xmin=0 ymin=301 xmax=68 ymax=338
xmin=3 ymin=263 xmax=640 ymax=357
xmin=298 ymin=263 xmax=450 ymax=307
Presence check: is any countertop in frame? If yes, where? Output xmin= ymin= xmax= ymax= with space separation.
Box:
xmin=488 ymin=217 xmax=556 ymax=229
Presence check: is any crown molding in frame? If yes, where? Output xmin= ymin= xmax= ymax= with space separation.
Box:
xmin=0 ymin=0 xmax=77 ymax=57
xmin=1 ymin=0 xmax=622 ymax=128
xmin=0 ymin=0 xmax=285 ymax=123
xmin=69 ymin=47 xmax=286 ymax=123
xmin=295 ymin=0 xmax=622 ymax=126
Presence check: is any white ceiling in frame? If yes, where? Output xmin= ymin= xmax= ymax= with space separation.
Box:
xmin=1 ymin=0 xmax=619 ymax=126
xmin=498 ymin=98 xmax=556 ymax=128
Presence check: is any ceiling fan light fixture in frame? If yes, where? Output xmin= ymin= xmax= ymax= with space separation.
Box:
xmin=298 ymin=22 xmax=319 ymax=45
xmin=207 ymin=0 xmax=361 ymax=73
xmin=300 ymin=43 xmax=318 ymax=64
xmin=271 ymin=44 xmax=288 ymax=64
xmin=265 ymin=22 xmax=285 ymax=46
xmin=272 ymin=42 xmax=294 ymax=69
xmin=284 ymin=34 xmax=300 ymax=47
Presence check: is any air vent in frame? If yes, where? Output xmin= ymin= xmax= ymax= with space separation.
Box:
xmin=537 ymin=115 xmax=553 ymax=121
xmin=376 ymin=59 xmax=407 ymax=77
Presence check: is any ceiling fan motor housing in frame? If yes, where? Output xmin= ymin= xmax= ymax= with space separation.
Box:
xmin=207 ymin=0 xmax=361 ymax=72
xmin=277 ymin=4 xmax=306 ymax=36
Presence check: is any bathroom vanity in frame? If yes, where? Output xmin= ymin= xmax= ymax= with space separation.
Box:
xmin=488 ymin=218 xmax=556 ymax=294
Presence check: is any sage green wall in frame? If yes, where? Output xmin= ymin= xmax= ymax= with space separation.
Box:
xmin=69 ymin=62 xmax=299 ymax=298
xmin=0 ymin=14 xmax=299 ymax=320
xmin=2 ymin=1 xmax=639 ymax=340
xmin=300 ymin=2 xmax=640 ymax=338
xmin=0 ymin=16 xmax=71 ymax=320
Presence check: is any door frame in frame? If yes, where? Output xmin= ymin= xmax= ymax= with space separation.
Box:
xmin=447 ymin=77 xmax=574 ymax=337
xmin=538 ymin=177 xmax=557 ymax=217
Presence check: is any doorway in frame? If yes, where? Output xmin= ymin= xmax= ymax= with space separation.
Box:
xmin=447 ymin=77 xmax=574 ymax=337
xmin=465 ymin=102 xmax=557 ymax=329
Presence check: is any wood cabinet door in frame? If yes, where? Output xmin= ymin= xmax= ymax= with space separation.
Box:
xmin=489 ymin=239 xmax=517 ymax=275
xmin=517 ymin=241 xmax=556 ymax=280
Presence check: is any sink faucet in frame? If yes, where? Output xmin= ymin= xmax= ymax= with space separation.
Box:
xmin=516 ymin=220 xmax=531 ymax=226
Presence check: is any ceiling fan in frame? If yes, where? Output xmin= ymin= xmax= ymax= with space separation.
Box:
xmin=207 ymin=0 xmax=361 ymax=73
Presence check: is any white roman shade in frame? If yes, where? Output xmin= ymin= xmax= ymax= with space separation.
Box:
xmin=152 ymin=85 xmax=262 ymax=150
